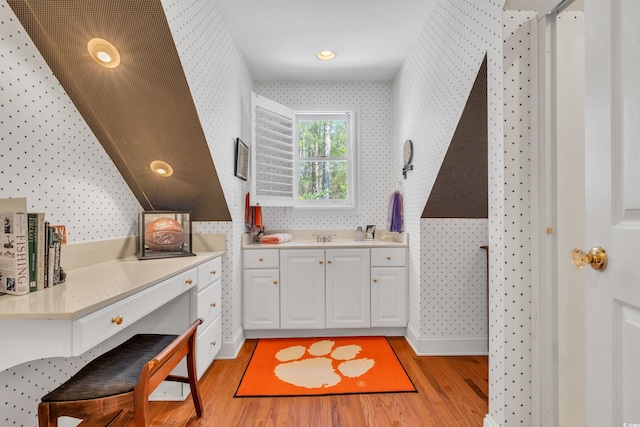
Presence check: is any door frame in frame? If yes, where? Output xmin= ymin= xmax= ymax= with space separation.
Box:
xmin=531 ymin=1 xmax=577 ymax=426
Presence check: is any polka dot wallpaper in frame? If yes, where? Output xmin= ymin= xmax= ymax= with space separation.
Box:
xmin=421 ymin=219 xmax=488 ymax=337
xmin=164 ymin=0 xmax=253 ymax=357
xmin=0 ymin=0 xmax=253 ymax=424
xmin=393 ymin=1 xmax=532 ymax=426
xmin=253 ymin=81 xmax=394 ymax=231
xmin=0 ymin=2 xmax=142 ymax=243
xmin=501 ymin=10 xmax=535 ymax=426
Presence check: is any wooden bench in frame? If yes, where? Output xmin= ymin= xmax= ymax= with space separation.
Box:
xmin=38 ymin=318 xmax=204 ymax=427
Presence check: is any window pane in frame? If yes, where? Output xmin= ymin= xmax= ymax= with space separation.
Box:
xmin=298 ymin=161 xmax=347 ymax=200
xmin=298 ymin=119 xmax=347 ymax=159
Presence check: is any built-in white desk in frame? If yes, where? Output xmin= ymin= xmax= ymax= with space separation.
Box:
xmin=0 ymin=251 xmax=224 ymax=373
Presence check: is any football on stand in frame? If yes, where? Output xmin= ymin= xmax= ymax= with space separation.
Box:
xmin=144 ymin=217 xmax=185 ymax=251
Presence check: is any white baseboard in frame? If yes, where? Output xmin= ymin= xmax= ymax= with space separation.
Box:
xmin=404 ymin=324 xmax=488 ymax=356
xmin=484 ymin=414 xmax=500 ymax=427
xmin=217 ymin=327 xmax=245 ymax=359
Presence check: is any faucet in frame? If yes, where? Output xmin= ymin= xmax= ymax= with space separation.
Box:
xmin=312 ymin=234 xmax=334 ymax=243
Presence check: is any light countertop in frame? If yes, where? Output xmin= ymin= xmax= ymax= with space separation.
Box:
xmin=242 ymin=230 xmax=409 ymax=250
xmin=0 ymin=251 xmax=224 ymax=321
xmin=242 ymin=240 xmax=408 ymax=249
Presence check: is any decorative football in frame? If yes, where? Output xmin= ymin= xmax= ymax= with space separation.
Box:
xmin=144 ymin=217 xmax=185 ymax=252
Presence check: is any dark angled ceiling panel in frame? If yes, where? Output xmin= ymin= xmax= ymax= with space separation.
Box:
xmin=8 ymin=0 xmax=231 ymax=221
xmin=422 ymin=55 xmax=487 ymax=219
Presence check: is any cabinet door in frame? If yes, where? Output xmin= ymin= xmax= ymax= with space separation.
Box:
xmin=371 ymin=267 xmax=407 ymax=327
xmin=326 ymin=249 xmax=370 ymax=328
xmin=280 ymin=250 xmax=325 ymax=329
xmin=243 ymin=269 xmax=280 ymax=330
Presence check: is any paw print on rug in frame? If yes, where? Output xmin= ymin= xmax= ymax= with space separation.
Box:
xmin=273 ymin=339 xmax=375 ymax=389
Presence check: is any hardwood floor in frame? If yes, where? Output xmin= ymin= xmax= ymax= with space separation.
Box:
xmin=146 ymin=337 xmax=488 ymax=427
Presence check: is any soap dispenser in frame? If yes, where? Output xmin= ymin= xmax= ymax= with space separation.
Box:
xmin=355 ymin=226 xmax=364 ymax=241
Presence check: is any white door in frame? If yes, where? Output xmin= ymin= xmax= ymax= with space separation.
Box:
xmin=584 ymin=0 xmax=640 ymax=425
xmin=243 ymin=269 xmax=280 ymax=330
xmin=325 ymin=249 xmax=370 ymax=329
xmin=371 ymin=267 xmax=407 ymax=327
xmin=280 ymin=249 xmax=325 ymax=329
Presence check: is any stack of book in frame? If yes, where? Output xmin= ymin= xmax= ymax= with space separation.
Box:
xmin=1 ymin=197 xmax=65 ymax=296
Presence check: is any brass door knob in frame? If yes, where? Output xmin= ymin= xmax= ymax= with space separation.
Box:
xmin=571 ymin=246 xmax=607 ymax=271
xmin=327 ymin=260 xmax=332 ymax=264
xmin=111 ymin=316 xmax=123 ymax=325
xmin=185 ymin=278 xmax=193 ymax=284
xmin=210 ymin=302 xmax=217 ymax=308
xmin=319 ymin=260 xmax=323 ymax=264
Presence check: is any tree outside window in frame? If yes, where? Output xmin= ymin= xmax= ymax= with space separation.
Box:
xmin=297 ymin=116 xmax=348 ymax=202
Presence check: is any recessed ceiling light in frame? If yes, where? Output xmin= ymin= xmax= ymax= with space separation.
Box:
xmin=150 ymin=160 xmax=174 ymax=177
xmin=317 ymin=50 xmax=336 ymax=61
xmin=87 ymin=38 xmax=121 ymax=68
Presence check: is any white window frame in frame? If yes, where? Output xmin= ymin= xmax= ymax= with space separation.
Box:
xmin=250 ymin=92 xmax=360 ymax=214
xmin=293 ymin=110 xmax=358 ymax=210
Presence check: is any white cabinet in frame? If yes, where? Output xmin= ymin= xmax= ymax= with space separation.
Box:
xmin=280 ymin=249 xmax=325 ymax=329
xmin=194 ymin=256 xmax=222 ymax=378
xmin=325 ymin=249 xmax=370 ymax=328
xmin=371 ymin=248 xmax=407 ymax=327
xmin=243 ymin=250 xmax=280 ymax=330
xmin=242 ymin=244 xmax=408 ymax=334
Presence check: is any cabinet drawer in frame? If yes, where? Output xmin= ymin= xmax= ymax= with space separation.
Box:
xmin=196 ymin=315 xmax=221 ymax=378
xmin=72 ymin=268 xmax=197 ymax=355
xmin=371 ymin=248 xmax=406 ymax=267
xmin=196 ymin=279 xmax=221 ymax=328
xmin=244 ymin=249 xmax=279 ymax=269
xmin=196 ymin=257 xmax=222 ymax=292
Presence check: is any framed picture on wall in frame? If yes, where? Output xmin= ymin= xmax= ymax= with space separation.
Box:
xmin=235 ymin=138 xmax=249 ymax=181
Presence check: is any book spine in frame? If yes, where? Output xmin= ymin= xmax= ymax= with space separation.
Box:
xmin=0 ymin=208 xmax=29 ymax=295
xmin=44 ymin=221 xmax=50 ymax=288
xmin=52 ymin=232 xmax=61 ymax=286
xmin=36 ymin=213 xmax=45 ymax=290
xmin=28 ymin=214 xmax=38 ymax=292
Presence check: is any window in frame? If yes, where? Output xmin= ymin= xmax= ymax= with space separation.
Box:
xmin=251 ymin=93 xmax=358 ymax=210
xmin=295 ymin=112 xmax=354 ymax=208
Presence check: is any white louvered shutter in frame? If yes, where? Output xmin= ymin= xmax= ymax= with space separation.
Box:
xmin=250 ymin=93 xmax=295 ymax=207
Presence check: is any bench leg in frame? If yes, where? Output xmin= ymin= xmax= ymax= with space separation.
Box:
xmin=186 ymin=345 xmax=203 ymax=417
xmin=38 ymin=403 xmax=56 ymax=427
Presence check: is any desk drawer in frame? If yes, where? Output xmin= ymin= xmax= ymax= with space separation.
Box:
xmin=196 ymin=315 xmax=221 ymax=378
xmin=197 ymin=257 xmax=222 ymax=292
xmin=196 ymin=279 xmax=221 ymax=329
xmin=72 ymin=268 xmax=197 ymax=355
xmin=243 ymin=249 xmax=279 ymax=269
xmin=371 ymin=248 xmax=407 ymax=267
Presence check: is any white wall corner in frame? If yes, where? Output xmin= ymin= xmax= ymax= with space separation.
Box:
xmin=484 ymin=413 xmax=500 ymax=427
xmin=217 ymin=327 xmax=245 ymax=359
xmin=412 ymin=335 xmax=489 ymax=356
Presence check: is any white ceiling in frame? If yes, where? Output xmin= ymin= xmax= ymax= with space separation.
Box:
xmin=216 ymin=0 xmax=438 ymax=82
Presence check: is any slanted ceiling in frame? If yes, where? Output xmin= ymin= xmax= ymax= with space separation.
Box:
xmin=8 ymin=0 xmax=230 ymax=221
xmin=422 ymin=55 xmax=487 ymax=219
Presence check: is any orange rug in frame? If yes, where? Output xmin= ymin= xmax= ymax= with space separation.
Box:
xmin=234 ymin=336 xmax=416 ymax=397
